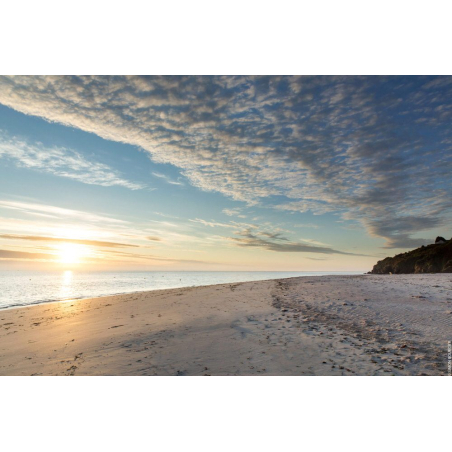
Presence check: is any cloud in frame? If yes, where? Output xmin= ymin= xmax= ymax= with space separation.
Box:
xmin=189 ymin=217 xmax=262 ymax=234
xmin=259 ymin=231 xmax=289 ymax=241
xmin=1 ymin=76 xmax=451 ymax=248
xmin=0 ymin=131 xmax=145 ymax=190
xmin=228 ymin=229 xmax=361 ymax=255
xmin=189 ymin=218 xmax=237 ymax=229
xmin=151 ymin=172 xmax=184 ymax=186
xmin=360 ymin=215 xmax=440 ymax=249
xmin=0 ymin=249 xmax=54 ymax=260
xmin=293 ymin=223 xmax=320 ymax=229
xmin=97 ymin=249 xmax=214 ymax=265
xmin=0 ymin=199 xmax=226 ymax=261
xmin=0 ymin=200 xmax=127 ymax=225
xmin=222 ymin=207 xmax=246 ymax=218
xmin=0 ymin=234 xmax=139 ymax=248
xmin=0 ymin=247 xmax=212 ymax=265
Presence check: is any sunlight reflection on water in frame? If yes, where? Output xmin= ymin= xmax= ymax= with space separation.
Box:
xmin=59 ymin=270 xmax=73 ymax=301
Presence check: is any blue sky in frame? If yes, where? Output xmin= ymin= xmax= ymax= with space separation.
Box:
xmin=0 ymin=76 xmax=451 ymax=271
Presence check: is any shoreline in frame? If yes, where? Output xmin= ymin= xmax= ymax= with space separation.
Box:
xmin=1 ymin=274 xmax=450 ymax=375
xmin=0 ymin=273 xmax=364 ymax=312
xmin=0 ymin=271 xmax=362 ymax=312
xmin=0 ymin=275 xmax=306 ymax=312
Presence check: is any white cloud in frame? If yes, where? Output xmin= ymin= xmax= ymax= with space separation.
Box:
xmin=0 ymin=200 xmax=128 ymax=224
xmin=189 ymin=218 xmax=236 ymax=229
xmin=0 ymin=132 xmax=145 ymax=190
xmin=151 ymin=172 xmax=183 ymax=186
xmin=222 ymin=207 xmax=246 ymax=218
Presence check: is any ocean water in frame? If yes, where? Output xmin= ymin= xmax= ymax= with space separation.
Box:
xmin=0 ymin=270 xmax=363 ymax=310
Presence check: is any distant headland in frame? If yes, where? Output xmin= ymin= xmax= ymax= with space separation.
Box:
xmin=370 ymin=237 xmax=452 ymax=274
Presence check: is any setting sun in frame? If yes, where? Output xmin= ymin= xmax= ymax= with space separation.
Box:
xmin=58 ymin=243 xmax=88 ymax=264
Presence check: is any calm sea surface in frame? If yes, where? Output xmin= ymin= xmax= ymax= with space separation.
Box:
xmin=0 ymin=271 xmax=363 ymax=310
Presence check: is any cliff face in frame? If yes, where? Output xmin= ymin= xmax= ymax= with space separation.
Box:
xmin=371 ymin=239 xmax=452 ymax=274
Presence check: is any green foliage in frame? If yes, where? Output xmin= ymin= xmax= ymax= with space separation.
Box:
xmin=371 ymin=239 xmax=452 ymax=274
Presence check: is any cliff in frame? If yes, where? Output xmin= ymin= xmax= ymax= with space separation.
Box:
xmin=371 ymin=239 xmax=452 ymax=274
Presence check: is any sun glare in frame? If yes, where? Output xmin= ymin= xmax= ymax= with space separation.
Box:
xmin=58 ymin=243 xmax=88 ymax=264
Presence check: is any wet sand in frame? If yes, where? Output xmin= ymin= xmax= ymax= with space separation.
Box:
xmin=0 ymin=275 xmax=450 ymax=376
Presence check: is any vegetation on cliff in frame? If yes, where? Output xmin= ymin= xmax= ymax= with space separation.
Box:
xmin=371 ymin=238 xmax=452 ymax=274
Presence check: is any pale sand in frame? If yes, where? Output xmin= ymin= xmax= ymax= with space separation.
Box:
xmin=1 ymin=275 xmax=451 ymax=376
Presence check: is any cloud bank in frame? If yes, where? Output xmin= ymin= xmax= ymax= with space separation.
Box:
xmin=1 ymin=76 xmax=451 ymax=248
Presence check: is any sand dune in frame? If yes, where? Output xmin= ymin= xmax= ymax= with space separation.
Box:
xmin=0 ymin=275 xmax=450 ymax=376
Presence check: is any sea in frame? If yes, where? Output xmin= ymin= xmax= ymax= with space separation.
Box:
xmin=0 ymin=270 xmax=363 ymax=310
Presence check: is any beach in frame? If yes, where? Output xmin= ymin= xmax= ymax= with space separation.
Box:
xmin=0 ymin=274 xmax=450 ymax=376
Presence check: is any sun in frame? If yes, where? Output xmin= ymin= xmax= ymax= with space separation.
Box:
xmin=58 ymin=243 xmax=88 ymax=264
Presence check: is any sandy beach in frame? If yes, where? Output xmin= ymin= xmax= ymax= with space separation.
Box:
xmin=0 ymin=274 xmax=450 ymax=376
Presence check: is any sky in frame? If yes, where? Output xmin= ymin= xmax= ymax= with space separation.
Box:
xmin=0 ymin=75 xmax=451 ymax=272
